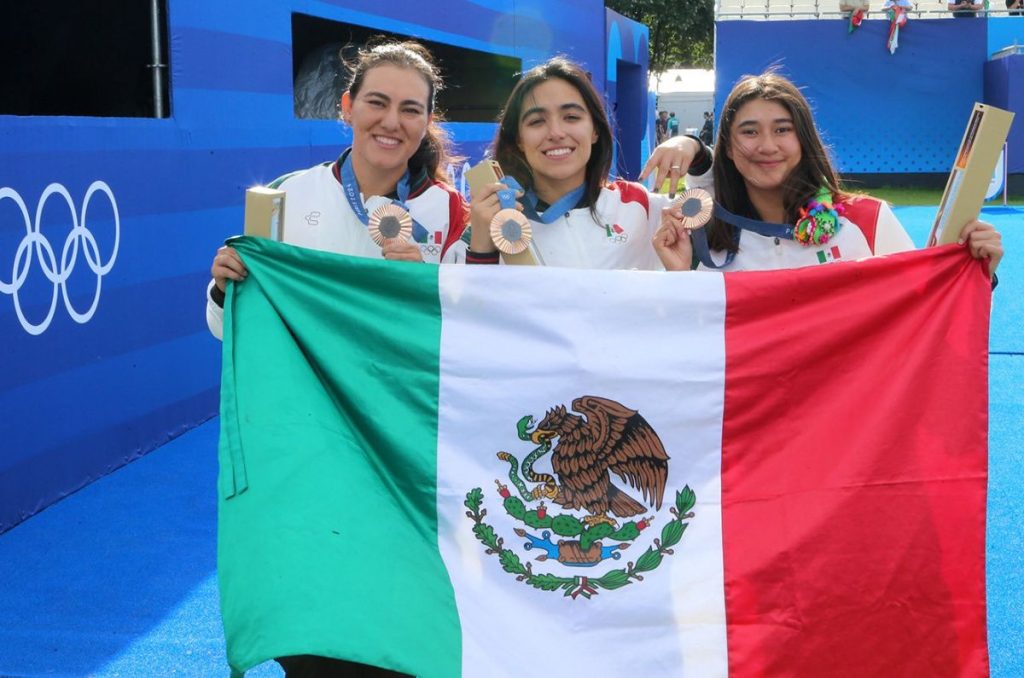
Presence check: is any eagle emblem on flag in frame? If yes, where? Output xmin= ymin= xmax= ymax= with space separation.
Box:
xmin=465 ymin=395 xmax=696 ymax=599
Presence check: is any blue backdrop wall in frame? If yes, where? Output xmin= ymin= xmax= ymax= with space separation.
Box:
xmin=715 ymin=17 xmax=1023 ymax=174
xmin=0 ymin=0 xmax=646 ymax=532
xmin=606 ymin=8 xmax=652 ymax=180
xmin=986 ymin=54 xmax=1024 ymax=173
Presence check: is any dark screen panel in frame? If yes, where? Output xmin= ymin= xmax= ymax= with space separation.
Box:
xmin=292 ymin=13 xmax=521 ymax=123
xmin=0 ymin=1 xmax=170 ymax=118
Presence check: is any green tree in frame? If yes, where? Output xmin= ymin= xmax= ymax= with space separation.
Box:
xmin=606 ymin=0 xmax=714 ymax=72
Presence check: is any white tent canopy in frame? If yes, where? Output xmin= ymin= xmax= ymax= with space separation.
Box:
xmin=651 ymin=68 xmax=714 ymax=94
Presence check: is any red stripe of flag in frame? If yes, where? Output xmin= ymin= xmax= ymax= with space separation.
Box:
xmin=722 ymin=245 xmax=990 ymax=677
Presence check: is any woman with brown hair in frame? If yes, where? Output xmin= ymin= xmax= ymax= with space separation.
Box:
xmin=645 ymin=71 xmax=1002 ymax=276
xmin=206 ymin=40 xmax=469 ymax=339
xmin=206 ymin=39 xmax=465 ymax=677
xmin=466 ymin=56 xmax=699 ymax=269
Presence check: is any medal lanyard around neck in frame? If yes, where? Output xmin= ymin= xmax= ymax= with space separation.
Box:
xmin=521 ymin=184 xmax=586 ymax=224
xmin=690 ymin=203 xmax=795 ymax=269
xmin=686 ymin=186 xmax=844 ymax=270
xmin=495 ymin=176 xmax=523 ymax=210
xmin=339 ymin=154 xmax=429 ymax=242
xmin=671 ymin=186 xmax=839 ymax=270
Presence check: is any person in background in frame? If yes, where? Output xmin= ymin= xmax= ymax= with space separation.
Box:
xmin=206 ymin=41 xmax=468 ymax=342
xmin=642 ymin=71 xmax=1002 ymax=278
xmin=949 ymin=0 xmax=984 ymax=17
xmin=656 ymin=109 xmax=669 ymax=144
xmin=840 ymin=0 xmax=870 ymax=26
xmin=466 ymin=57 xmax=708 ymax=270
xmin=881 ymin=0 xmax=913 ymax=53
xmin=1007 ymin=0 xmax=1023 ymax=15
xmin=667 ymin=111 xmax=680 ymax=137
xmin=699 ymin=111 xmax=714 ymax=146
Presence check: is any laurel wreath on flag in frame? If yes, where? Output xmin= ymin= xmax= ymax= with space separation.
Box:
xmin=464 ymin=486 xmax=696 ymax=599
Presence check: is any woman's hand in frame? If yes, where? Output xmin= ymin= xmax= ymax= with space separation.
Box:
xmin=382 ymin=239 xmax=425 ymax=262
xmin=211 ymin=245 xmax=247 ymax=292
xmin=639 ymin=136 xmax=703 ymax=197
xmin=469 ymin=182 xmax=523 ymax=253
xmin=653 ymin=204 xmax=694 ymax=271
xmin=958 ymin=220 xmax=1003 ymax=278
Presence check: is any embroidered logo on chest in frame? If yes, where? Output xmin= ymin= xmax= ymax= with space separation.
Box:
xmin=603 ymin=223 xmax=628 ymax=244
xmin=418 ymin=229 xmax=445 ymax=256
xmin=304 ymin=211 xmax=321 ymax=226
xmin=816 ymin=245 xmax=842 ymax=264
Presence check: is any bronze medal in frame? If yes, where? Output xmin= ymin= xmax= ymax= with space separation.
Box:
xmin=368 ymin=204 xmax=413 ymax=245
xmin=489 ymin=208 xmax=532 ymax=255
xmin=674 ymin=189 xmax=714 ymax=231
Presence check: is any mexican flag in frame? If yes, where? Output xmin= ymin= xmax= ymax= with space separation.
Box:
xmin=217 ymin=237 xmax=991 ymax=678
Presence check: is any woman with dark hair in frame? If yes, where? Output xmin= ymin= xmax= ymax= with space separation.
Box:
xmin=208 ymin=40 xmax=450 ymax=678
xmin=644 ymin=71 xmax=1002 ymax=277
xmin=208 ymin=40 xmax=457 ymax=677
xmin=466 ymin=57 xmax=696 ymax=269
xmin=206 ymin=40 xmax=468 ymax=339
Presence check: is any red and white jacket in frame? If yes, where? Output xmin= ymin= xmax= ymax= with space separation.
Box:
xmin=206 ymin=153 xmax=468 ymax=339
xmin=687 ymin=172 xmax=914 ymax=272
xmin=524 ymin=180 xmax=672 ymax=270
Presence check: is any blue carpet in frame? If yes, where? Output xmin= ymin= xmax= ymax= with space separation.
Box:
xmin=0 ymin=207 xmax=1019 ymax=677
xmin=988 ymin=354 xmax=1024 ymax=677
xmin=893 ymin=205 xmax=1023 ymax=355
xmin=0 ymin=419 xmax=281 ymax=677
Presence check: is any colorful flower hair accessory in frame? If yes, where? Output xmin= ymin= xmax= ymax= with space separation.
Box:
xmin=794 ymin=187 xmax=845 ymax=246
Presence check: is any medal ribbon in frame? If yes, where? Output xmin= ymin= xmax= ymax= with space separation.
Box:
xmin=521 ymin=184 xmax=586 ymax=224
xmin=339 ymin=154 xmax=429 ymax=242
xmin=686 ymin=183 xmax=844 ymax=269
xmin=496 ymin=176 xmax=523 ymax=210
xmin=690 ymin=202 xmax=794 ymax=269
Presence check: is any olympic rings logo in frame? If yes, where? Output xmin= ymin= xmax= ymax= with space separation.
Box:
xmin=0 ymin=181 xmax=120 ymax=335
xmin=420 ymin=244 xmax=441 ymax=256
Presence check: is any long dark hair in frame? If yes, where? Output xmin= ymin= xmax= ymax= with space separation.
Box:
xmin=344 ymin=40 xmax=458 ymax=184
xmin=710 ymin=71 xmax=844 ymax=252
xmin=493 ymin=57 xmax=613 ymax=218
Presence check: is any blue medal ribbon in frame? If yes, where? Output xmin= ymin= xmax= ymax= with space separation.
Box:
xmin=339 ymin=153 xmax=429 ymax=242
xmin=496 ymin=176 xmax=523 ymax=210
xmin=521 ymin=183 xmax=586 ymax=224
xmin=690 ymin=201 xmax=811 ymax=270
xmin=690 ymin=226 xmax=736 ymax=270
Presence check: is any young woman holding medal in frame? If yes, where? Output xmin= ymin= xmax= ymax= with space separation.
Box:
xmin=206 ymin=41 xmax=468 ymax=339
xmin=644 ymin=71 xmax=1003 ymax=278
xmin=466 ymin=57 xmax=703 ymax=269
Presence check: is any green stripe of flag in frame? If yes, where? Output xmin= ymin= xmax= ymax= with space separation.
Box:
xmin=218 ymin=237 xmax=460 ymax=676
